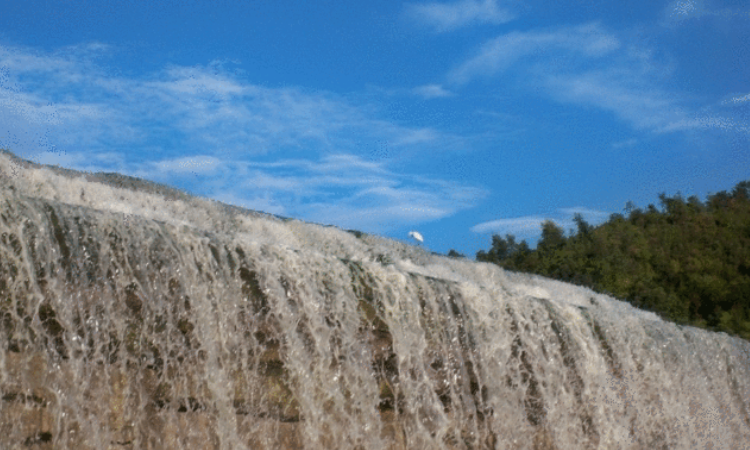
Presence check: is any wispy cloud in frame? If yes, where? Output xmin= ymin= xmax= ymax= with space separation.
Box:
xmin=181 ymin=153 xmax=490 ymax=233
xmin=611 ymin=138 xmax=638 ymax=149
xmin=662 ymin=0 xmax=750 ymax=26
xmin=557 ymin=207 xmax=611 ymax=222
xmin=405 ymin=0 xmax=515 ymax=33
xmin=539 ymin=51 xmax=750 ymax=135
xmin=724 ymin=93 xmax=750 ymax=105
xmin=471 ymin=207 xmax=611 ymax=241
xmin=0 ymin=43 xmax=456 ymax=159
xmin=0 ymin=42 xmax=486 ymax=232
xmin=543 ymin=71 xmax=685 ymax=131
xmin=471 ymin=215 xmax=547 ymax=236
xmin=154 ymin=155 xmax=221 ymax=174
xmin=659 ymin=116 xmax=750 ymax=133
xmin=413 ymin=84 xmax=453 ymax=99
xmin=669 ymin=0 xmax=699 ymax=20
xmin=448 ymin=22 xmax=620 ymax=84
xmin=446 ymin=22 xmax=729 ymax=134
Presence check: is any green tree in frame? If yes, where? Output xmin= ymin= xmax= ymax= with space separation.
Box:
xmin=475 ymin=178 xmax=750 ymax=342
xmin=573 ymin=213 xmax=592 ymax=237
xmin=538 ymin=220 xmax=566 ymax=253
xmin=447 ymin=249 xmax=465 ymax=258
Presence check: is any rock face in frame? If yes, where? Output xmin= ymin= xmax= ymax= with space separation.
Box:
xmin=1 ymin=149 xmax=749 ymax=450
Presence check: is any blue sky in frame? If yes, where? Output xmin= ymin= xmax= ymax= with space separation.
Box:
xmin=0 ymin=0 xmax=748 ymax=258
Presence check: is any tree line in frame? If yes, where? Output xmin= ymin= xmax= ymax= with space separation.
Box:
xmin=461 ymin=180 xmax=750 ymax=341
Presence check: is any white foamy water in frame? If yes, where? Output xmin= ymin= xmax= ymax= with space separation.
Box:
xmin=1 ymin=150 xmax=749 ymax=449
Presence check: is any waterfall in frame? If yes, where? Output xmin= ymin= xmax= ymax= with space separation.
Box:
xmin=1 ymin=150 xmax=749 ymax=449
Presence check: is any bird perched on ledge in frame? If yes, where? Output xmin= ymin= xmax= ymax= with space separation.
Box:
xmin=408 ymin=230 xmax=424 ymax=244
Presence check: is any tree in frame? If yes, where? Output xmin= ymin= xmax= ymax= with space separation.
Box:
xmin=447 ymin=249 xmax=465 ymax=258
xmin=538 ymin=220 xmax=566 ymax=252
xmin=708 ymin=190 xmax=731 ymax=210
xmin=732 ymin=181 xmax=750 ymax=201
xmin=473 ymin=178 xmax=750 ymax=342
xmin=573 ymin=213 xmax=591 ymax=237
xmin=482 ymin=234 xmax=519 ymax=262
xmin=687 ymin=195 xmax=705 ymax=213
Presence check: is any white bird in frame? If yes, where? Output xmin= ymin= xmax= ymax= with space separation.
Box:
xmin=408 ymin=230 xmax=424 ymax=244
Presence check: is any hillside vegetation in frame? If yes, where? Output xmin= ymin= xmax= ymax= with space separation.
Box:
xmin=473 ymin=180 xmax=750 ymax=341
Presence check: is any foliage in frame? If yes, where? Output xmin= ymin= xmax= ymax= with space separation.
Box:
xmin=447 ymin=249 xmax=466 ymax=258
xmin=476 ymin=180 xmax=750 ymax=341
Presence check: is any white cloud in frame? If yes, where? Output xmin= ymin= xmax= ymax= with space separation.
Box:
xmin=671 ymin=0 xmax=698 ymax=17
xmin=659 ymin=116 xmax=750 ymax=133
xmin=413 ymin=84 xmax=453 ymax=99
xmin=130 ymin=150 xmax=488 ymax=233
xmin=154 ymin=155 xmax=221 ymax=174
xmin=557 ymin=207 xmax=610 ymax=221
xmin=662 ymin=1 xmax=750 ymax=26
xmin=0 ymin=42 xmax=486 ymax=233
xmin=661 ymin=0 xmax=707 ymax=27
xmin=445 ymin=22 xmax=734 ymax=135
xmin=0 ymin=44 xmax=456 ymax=160
xmin=725 ymin=93 xmax=750 ymax=104
xmin=406 ymin=0 xmax=515 ymax=33
xmin=471 ymin=215 xmax=547 ymax=235
xmin=471 ymin=207 xmax=611 ymax=239
xmin=611 ymin=138 xmax=638 ymax=149
xmin=390 ymin=128 xmax=440 ymax=146
xmin=543 ymin=72 xmax=684 ymax=131
xmin=448 ymin=22 xmax=620 ymax=84
xmin=199 ymin=153 xmax=489 ymax=233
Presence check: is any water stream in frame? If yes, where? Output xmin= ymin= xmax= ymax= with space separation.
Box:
xmin=1 ymin=151 xmax=749 ymax=449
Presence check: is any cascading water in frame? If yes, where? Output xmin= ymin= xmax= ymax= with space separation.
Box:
xmin=1 ymin=150 xmax=749 ymax=450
